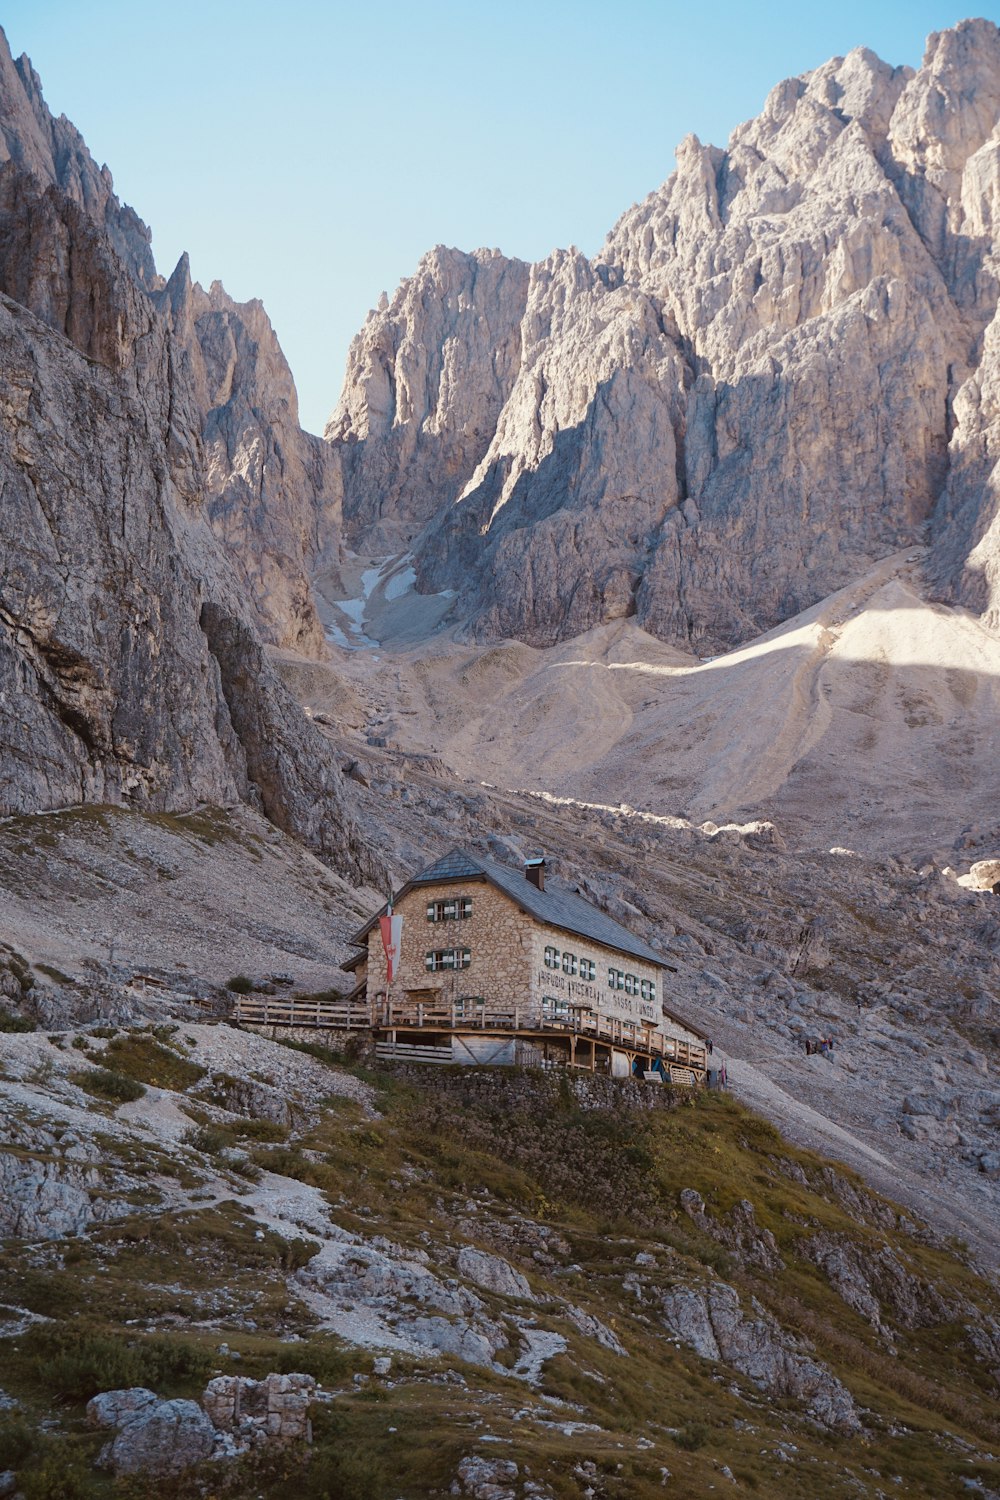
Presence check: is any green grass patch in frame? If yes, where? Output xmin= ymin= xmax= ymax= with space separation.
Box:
xmin=70 ymin=1067 xmax=145 ymax=1103
xmin=10 ymin=1323 xmax=214 ymax=1404
xmin=102 ymin=1033 xmax=206 ymax=1091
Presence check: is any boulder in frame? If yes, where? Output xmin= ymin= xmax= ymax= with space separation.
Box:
xmin=456 ymin=1246 xmax=533 ymax=1300
xmin=451 ymin=1455 xmax=520 ymax=1499
xmin=87 ymin=1389 xmax=216 ymax=1476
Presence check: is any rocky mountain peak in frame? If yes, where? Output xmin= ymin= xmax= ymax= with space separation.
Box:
xmin=329 ymin=18 xmax=1000 ymax=652
xmin=0 ymin=29 xmax=155 ymax=285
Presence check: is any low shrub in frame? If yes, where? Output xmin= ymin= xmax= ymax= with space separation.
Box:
xmin=71 ymin=1068 xmax=145 ymax=1104
xmin=18 ymin=1445 xmax=100 ymax=1500
xmin=182 ymin=1125 xmax=229 ymax=1155
xmin=17 ymin=1325 xmax=214 ymax=1404
xmin=0 ymin=1413 xmax=37 ymax=1468
xmin=227 ymin=975 xmax=254 ymax=994
xmin=0 ymin=1010 xmax=35 ymax=1033
xmin=105 ymin=1035 xmax=205 ymax=1090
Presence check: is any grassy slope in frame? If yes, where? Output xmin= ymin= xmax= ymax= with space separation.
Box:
xmin=0 ymin=1034 xmax=998 ymax=1499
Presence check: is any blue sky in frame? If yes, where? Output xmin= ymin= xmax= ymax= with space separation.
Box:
xmin=5 ymin=1 xmax=998 ymax=433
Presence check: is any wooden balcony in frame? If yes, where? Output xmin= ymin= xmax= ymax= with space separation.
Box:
xmin=373 ymin=995 xmax=707 ymax=1071
xmin=231 ymin=989 xmax=707 ymax=1075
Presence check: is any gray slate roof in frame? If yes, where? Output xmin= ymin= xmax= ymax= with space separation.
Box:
xmin=353 ymin=847 xmax=667 ymax=969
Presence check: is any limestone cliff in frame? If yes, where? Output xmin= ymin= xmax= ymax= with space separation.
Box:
xmin=0 ymin=26 xmax=333 ymax=656
xmin=330 ymin=20 xmax=1000 ymax=651
xmin=156 ymin=257 xmax=340 ymax=655
xmin=0 ymin=32 xmax=377 ymax=884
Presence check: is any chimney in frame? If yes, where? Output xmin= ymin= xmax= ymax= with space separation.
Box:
xmin=525 ymin=856 xmax=546 ymax=891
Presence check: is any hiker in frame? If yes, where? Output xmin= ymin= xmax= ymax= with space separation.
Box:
xmin=805 ymin=1038 xmax=813 ymax=1055
xmin=707 ymin=1038 xmax=714 ymax=1055
xmin=721 ymin=1062 xmax=728 ymax=1087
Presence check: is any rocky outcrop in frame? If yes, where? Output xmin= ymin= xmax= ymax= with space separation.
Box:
xmin=0 ymin=1116 xmax=151 ymax=1239
xmin=86 ymin=1374 xmax=316 ymax=1476
xmin=451 ymin=1455 xmax=544 ymax=1499
xmin=679 ymin=1188 xmax=784 ymax=1271
xmin=802 ymin=1231 xmax=954 ymax=1335
xmin=87 ymin=1389 xmax=217 ymax=1476
xmin=156 ymin=259 xmax=340 ymax=652
xmin=0 ymin=27 xmax=379 ymax=883
xmin=657 ymin=1279 xmax=860 ymax=1431
xmin=297 ymin=1237 xmax=510 ymax=1366
xmin=455 ymin=1245 xmax=534 ymax=1300
xmin=331 ymin=20 xmax=1000 ymax=653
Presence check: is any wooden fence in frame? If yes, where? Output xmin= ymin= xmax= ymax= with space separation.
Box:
xmin=232 ymin=993 xmax=370 ymax=1030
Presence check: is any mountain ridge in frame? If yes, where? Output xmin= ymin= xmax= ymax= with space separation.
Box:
xmin=328 ymin=20 xmax=1000 ymax=654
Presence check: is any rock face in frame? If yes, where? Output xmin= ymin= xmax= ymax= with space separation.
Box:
xmin=0 ymin=28 xmax=375 ymax=882
xmin=156 ymin=257 xmax=341 ymax=653
xmin=331 ymin=20 xmax=1000 ymax=653
xmin=658 ymin=1279 xmax=860 ymax=1431
xmin=328 ymin=247 xmax=531 ymax=548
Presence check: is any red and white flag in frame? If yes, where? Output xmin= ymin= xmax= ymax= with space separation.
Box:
xmin=379 ymin=901 xmax=403 ymax=984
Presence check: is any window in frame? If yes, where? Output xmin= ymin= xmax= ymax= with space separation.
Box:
xmin=542 ymin=995 xmax=570 ymax=1022
xmin=579 ymin=958 xmax=596 ymax=982
xmin=624 ymin=973 xmax=639 ymax=996
xmin=544 ymin=945 xmax=560 ymax=970
xmin=561 ymin=951 xmax=577 ymax=976
xmin=424 ymin=948 xmax=472 ymax=972
xmin=640 ymin=979 xmax=656 ymax=1003
xmin=426 ymin=896 xmax=473 ymax=922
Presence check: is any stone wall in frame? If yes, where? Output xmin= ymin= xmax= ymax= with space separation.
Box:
xmin=528 ymin=925 xmax=662 ymax=1030
xmin=365 ymin=879 xmax=532 ymax=1017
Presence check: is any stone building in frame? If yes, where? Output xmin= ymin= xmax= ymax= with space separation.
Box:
xmin=345 ymin=849 xmax=707 ymax=1079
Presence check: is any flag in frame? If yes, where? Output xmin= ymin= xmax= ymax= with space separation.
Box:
xmin=379 ymin=900 xmax=403 ymax=984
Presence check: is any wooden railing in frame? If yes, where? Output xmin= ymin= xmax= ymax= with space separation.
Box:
xmin=232 ymin=990 xmax=706 ymax=1069
xmin=374 ymin=997 xmax=707 ymax=1070
xmin=232 ymin=994 xmax=371 ymax=1030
